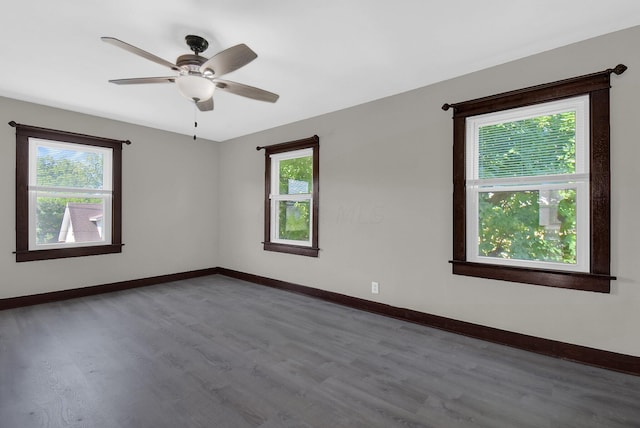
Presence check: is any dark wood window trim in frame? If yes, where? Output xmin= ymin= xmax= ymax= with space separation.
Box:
xmin=443 ymin=65 xmax=626 ymax=292
xmin=263 ymin=135 xmax=319 ymax=257
xmin=12 ymin=122 xmax=128 ymax=262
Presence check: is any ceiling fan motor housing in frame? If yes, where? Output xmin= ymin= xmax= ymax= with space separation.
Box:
xmin=176 ymin=54 xmax=207 ymax=72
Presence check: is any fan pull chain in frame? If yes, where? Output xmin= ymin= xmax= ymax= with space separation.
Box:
xmin=193 ymin=103 xmax=198 ymax=140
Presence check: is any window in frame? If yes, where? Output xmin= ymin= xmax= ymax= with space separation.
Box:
xmin=444 ymin=65 xmax=626 ymax=292
xmin=466 ymin=96 xmax=589 ymax=272
xmin=263 ymin=135 xmax=319 ymax=257
xmin=14 ymin=123 xmax=126 ymax=262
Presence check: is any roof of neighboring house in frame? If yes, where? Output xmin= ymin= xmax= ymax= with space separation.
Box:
xmin=58 ymin=203 xmax=103 ymax=243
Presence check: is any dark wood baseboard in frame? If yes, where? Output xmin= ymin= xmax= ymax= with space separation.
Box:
xmin=217 ymin=267 xmax=640 ymax=377
xmin=0 ymin=267 xmax=219 ymax=310
xmin=3 ymin=266 xmax=638 ymax=376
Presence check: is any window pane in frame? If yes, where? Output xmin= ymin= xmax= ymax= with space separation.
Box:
xmin=279 ymin=156 xmax=312 ymax=194
xmin=36 ymin=197 xmax=105 ymax=245
xmin=278 ymin=200 xmax=310 ymax=241
xmin=36 ymin=145 xmax=105 ymax=189
xmin=479 ymin=112 xmax=576 ymax=179
xmin=478 ymin=188 xmax=577 ymax=264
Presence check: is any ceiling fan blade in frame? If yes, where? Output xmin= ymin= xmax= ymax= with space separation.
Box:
xmin=214 ymin=79 xmax=279 ymax=103
xmin=101 ymin=37 xmax=180 ymax=72
xmin=108 ymin=77 xmax=176 ymax=85
xmin=196 ymin=98 xmax=214 ymax=112
xmin=199 ymin=44 xmax=257 ymax=77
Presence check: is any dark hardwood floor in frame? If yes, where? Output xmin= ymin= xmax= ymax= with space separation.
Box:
xmin=1 ymin=275 xmax=639 ymax=428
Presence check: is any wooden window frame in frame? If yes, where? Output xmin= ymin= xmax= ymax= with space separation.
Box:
xmin=443 ymin=65 xmax=626 ymax=292
xmin=13 ymin=123 xmax=126 ymax=262
xmin=263 ymin=135 xmax=319 ymax=257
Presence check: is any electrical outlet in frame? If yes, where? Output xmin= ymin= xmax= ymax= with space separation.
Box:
xmin=371 ymin=281 xmax=379 ymax=294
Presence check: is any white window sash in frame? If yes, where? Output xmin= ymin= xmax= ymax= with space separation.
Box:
xmin=270 ymin=193 xmax=312 ymax=202
xmin=269 ymin=147 xmax=314 ymax=246
xmin=29 ymin=138 xmax=113 ymax=191
xmin=467 ymin=173 xmax=590 ymax=189
xmin=269 ymin=147 xmax=313 ymax=164
xmin=466 ymin=180 xmax=589 ymax=272
xmin=28 ymin=193 xmax=112 ymax=250
xmin=270 ymin=196 xmax=313 ymax=247
xmin=28 ymin=185 xmax=113 ymax=195
xmin=465 ymin=95 xmax=590 ymax=180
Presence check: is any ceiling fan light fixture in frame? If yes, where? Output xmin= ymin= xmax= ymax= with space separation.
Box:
xmin=176 ymin=74 xmax=215 ymax=102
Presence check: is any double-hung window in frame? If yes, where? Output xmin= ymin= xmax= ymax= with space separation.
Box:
xmin=263 ymin=135 xmax=319 ymax=257
xmin=14 ymin=123 xmax=125 ymax=262
xmin=466 ymin=96 xmax=589 ymax=272
xmin=445 ymin=65 xmax=625 ymax=292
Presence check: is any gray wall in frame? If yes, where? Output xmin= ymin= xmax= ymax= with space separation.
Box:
xmin=0 ymin=98 xmax=220 ymax=296
xmin=218 ymin=25 xmax=640 ymax=357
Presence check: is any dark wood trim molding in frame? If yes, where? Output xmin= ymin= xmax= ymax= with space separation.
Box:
xmin=217 ymin=267 xmax=640 ymax=376
xmin=14 ymin=244 xmax=124 ymax=262
xmin=442 ymin=64 xmax=627 ymax=117
xmin=450 ymin=260 xmax=614 ymax=293
xmin=260 ymin=135 xmax=320 ymax=154
xmin=262 ymin=242 xmax=320 ymax=257
xmin=0 ymin=267 xmax=219 ymax=310
xmin=9 ymin=121 xmax=132 ymax=147
xmin=589 ymin=88 xmax=612 ymax=275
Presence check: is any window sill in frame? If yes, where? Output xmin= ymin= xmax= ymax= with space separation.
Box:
xmin=449 ymin=260 xmax=614 ymax=293
xmin=16 ymin=244 xmax=123 ymax=262
xmin=263 ymin=242 xmax=319 ymax=257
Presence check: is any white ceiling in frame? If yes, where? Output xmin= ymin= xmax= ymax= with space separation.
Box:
xmin=1 ymin=1 xmax=639 ymax=142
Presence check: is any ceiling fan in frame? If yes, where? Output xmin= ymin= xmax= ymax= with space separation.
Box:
xmin=102 ymin=35 xmax=279 ymax=111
